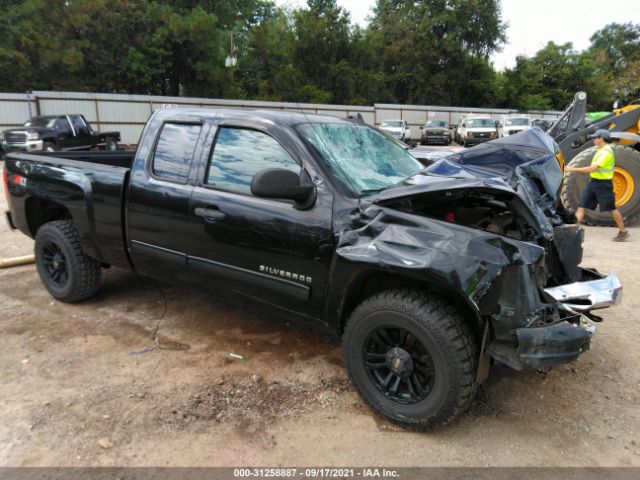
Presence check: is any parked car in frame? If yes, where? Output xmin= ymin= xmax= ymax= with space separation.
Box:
xmin=1 ymin=115 xmax=121 ymax=153
xmin=379 ymin=119 xmax=411 ymax=143
xmin=531 ymin=118 xmax=552 ymax=131
xmin=456 ymin=116 xmax=497 ymax=147
xmin=498 ymin=116 xmax=532 ymax=138
xmin=420 ymin=120 xmax=451 ymax=145
xmin=4 ymin=109 xmax=621 ymax=430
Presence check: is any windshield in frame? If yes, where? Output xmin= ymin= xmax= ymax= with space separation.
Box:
xmin=425 ymin=121 xmax=447 ymax=128
xmin=24 ymin=117 xmax=56 ymax=128
xmin=505 ymin=118 xmax=530 ymax=126
xmin=298 ymin=123 xmax=423 ymax=196
xmin=467 ymin=118 xmax=494 ymax=127
xmin=381 ymin=120 xmax=403 ymax=128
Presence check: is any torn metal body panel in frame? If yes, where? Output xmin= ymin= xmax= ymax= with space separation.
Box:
xmin=335 ymin=128 xmax=620 ymax=371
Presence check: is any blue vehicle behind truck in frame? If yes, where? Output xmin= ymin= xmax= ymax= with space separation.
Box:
xmin=3 ymin=109 xmax=621 ymax=429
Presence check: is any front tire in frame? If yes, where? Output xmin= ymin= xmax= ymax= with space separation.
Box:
xmin=35 ymin=220 xmax=101 ymax=303
xmin=343 ymin=290 xmax=477 ymax=430
xmin=104 ymin=137 xmax=118 ymax=151
xmin=43 ymin=142 xmax=57 ymax=152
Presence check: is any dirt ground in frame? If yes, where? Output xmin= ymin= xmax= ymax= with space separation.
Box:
xmin=1 ymin=156 xmax=639 ymax=467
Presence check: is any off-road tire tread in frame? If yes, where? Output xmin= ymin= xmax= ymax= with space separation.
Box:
xmin=343 ymin=289 xmax=478 ymax=431
xmin=35 ymin=220 xmax=101 ymax=302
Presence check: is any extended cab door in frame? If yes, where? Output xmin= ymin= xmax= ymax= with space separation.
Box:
xmin=187 ymin=119 xmax=334 ymax=322
xmin=53 ymin=116 xmax=75 ymax=149
xmin=126 ymin=117 xmax=205 ymax=281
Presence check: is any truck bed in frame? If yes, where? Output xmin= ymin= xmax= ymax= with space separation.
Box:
xmin=34 ymin=150 xmax=135 ymax=169
xmin=4 ymin=151 xmax=134 ymax=270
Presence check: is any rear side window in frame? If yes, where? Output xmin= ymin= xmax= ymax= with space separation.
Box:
xmin=206 ymin=127 xmax=299 ymax=195
xmin=152 ymin=123 xmax=202 ymax=183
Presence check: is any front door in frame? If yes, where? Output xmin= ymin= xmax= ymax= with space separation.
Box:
xmin=187 ymin=124 xmax=334 ymax=321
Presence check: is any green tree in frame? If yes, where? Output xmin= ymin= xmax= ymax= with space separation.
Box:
xmin=589 ymin=22 xmax=640 ymax=102
xmin=367 ymin=0 xmax=506 ymax=105
xmin=501 ymin=42 xmax=612 ymax=111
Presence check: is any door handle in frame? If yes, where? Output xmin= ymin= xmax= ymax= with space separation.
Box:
xmin=194 ymin=206 xmax=226 ymax=222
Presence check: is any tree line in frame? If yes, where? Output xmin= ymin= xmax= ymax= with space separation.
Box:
xmin=0 ymin=0 xmax=638 ymax=111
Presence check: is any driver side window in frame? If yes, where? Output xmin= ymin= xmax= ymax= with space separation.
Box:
xmin=55 ymin=117 xmax=70 ymax=131
xmin=206 ymin=127 xmax=300 ymax=195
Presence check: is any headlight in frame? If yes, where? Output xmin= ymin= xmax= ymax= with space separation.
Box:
xmin=27 ymin=132 xmax=39 ymax=140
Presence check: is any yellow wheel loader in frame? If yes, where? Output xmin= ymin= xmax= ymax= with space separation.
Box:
xmin=549 ymin=92 xmax=640 ymax=225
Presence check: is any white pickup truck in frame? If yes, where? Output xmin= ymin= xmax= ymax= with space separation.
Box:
xmin=379 ymin=119 xmax=411 ymax=143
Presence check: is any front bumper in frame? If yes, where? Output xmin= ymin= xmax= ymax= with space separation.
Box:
xmin=422 ymin=134 xmax=449 ymax=144
xmin=544 ymin=272 xmax=622 ymax=311
xmin=488 ymin=272 xmax=621 ymax=371
xmin=2 ymin=140 xmax=43 ymax=152
xmin=464 ymin=136 xmax=494 ymax=145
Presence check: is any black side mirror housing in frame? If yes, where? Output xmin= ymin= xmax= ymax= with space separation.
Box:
xmin=251 ymin=168 xmax=315 ymax=208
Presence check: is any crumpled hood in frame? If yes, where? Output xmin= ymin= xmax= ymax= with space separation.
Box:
xmin=371 ymin=128 xmax=564 ymax=239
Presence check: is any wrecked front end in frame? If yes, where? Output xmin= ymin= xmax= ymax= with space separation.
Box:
xmin=337 ymin=129 xmax=621 ymax=372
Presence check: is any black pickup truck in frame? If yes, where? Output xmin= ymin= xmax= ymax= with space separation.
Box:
xmin=1 ymin=114 xmax=121 ymax=153
xmin=3 ymin=109 xmax=621 ymax=429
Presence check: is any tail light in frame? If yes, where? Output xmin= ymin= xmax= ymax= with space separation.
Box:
xmin=490 ymin=132 xmax=497 ymax=138
xmin=467 ymin=132 xmax=474 ymax=138
xmin=445 ymin=212 xmax=456 ymax=222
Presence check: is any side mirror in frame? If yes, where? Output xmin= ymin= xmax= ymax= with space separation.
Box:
xmin=462 ymin=123 xmax=466 ymax=128
xmin=251 ymin=168 xmax=315 ymax=206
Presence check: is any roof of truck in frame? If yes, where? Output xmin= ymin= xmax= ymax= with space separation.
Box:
xmin=154 ymin=107 xmax=355 ymax=126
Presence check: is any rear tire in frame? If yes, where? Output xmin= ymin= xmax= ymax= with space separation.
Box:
xmin=35 ymin=220 xmax=101 ymax=303
xmin=562 ymin=145 xmax=640 ymax=226
xmin=343 ymin=289 xmax=478 ymax=430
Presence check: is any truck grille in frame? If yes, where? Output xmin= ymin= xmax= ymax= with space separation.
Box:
xmin=6 ymin=132 xmax=27 ymax=143
xmin=475 ymin=132 xmax=490 ymax=138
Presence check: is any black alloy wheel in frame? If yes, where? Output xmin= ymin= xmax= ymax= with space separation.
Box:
xmin=40 ymin=241 xmax=69 ymax=287
xmin=363 ymin=325 xmax=436 ymax=404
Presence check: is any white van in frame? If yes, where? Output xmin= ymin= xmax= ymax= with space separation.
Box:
xmin=499 ymin=116 xmax=532 ymax=137
xmin=456 ymin=116 xmax=497 ymax=147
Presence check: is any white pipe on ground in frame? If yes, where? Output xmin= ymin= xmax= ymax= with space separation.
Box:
xmin=0 ymin=255 xmax=35 ymax=269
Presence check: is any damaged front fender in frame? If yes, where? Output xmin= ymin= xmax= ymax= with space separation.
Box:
xmin=336 ymin=204 xmax=548 ymax=333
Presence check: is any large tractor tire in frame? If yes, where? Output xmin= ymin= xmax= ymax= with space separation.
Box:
xmin=562 ymin=145 xmax=640 ymax=226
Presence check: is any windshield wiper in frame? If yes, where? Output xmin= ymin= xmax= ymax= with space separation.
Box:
xmin=359 ymin=188 xmax=385 ymax=196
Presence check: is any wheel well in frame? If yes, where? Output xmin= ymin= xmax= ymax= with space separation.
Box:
xmin=26 ymin=198 xmax=72 ymax=236
xmin=339 ymin=271 xmax=483 ymax=340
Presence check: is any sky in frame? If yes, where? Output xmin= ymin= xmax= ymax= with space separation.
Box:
xmin=273 ymin=0 xmax=640 ymax=70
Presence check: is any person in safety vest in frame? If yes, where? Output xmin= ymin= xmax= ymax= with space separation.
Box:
xmin=564 ymin=129 xmax=629 ymax=241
